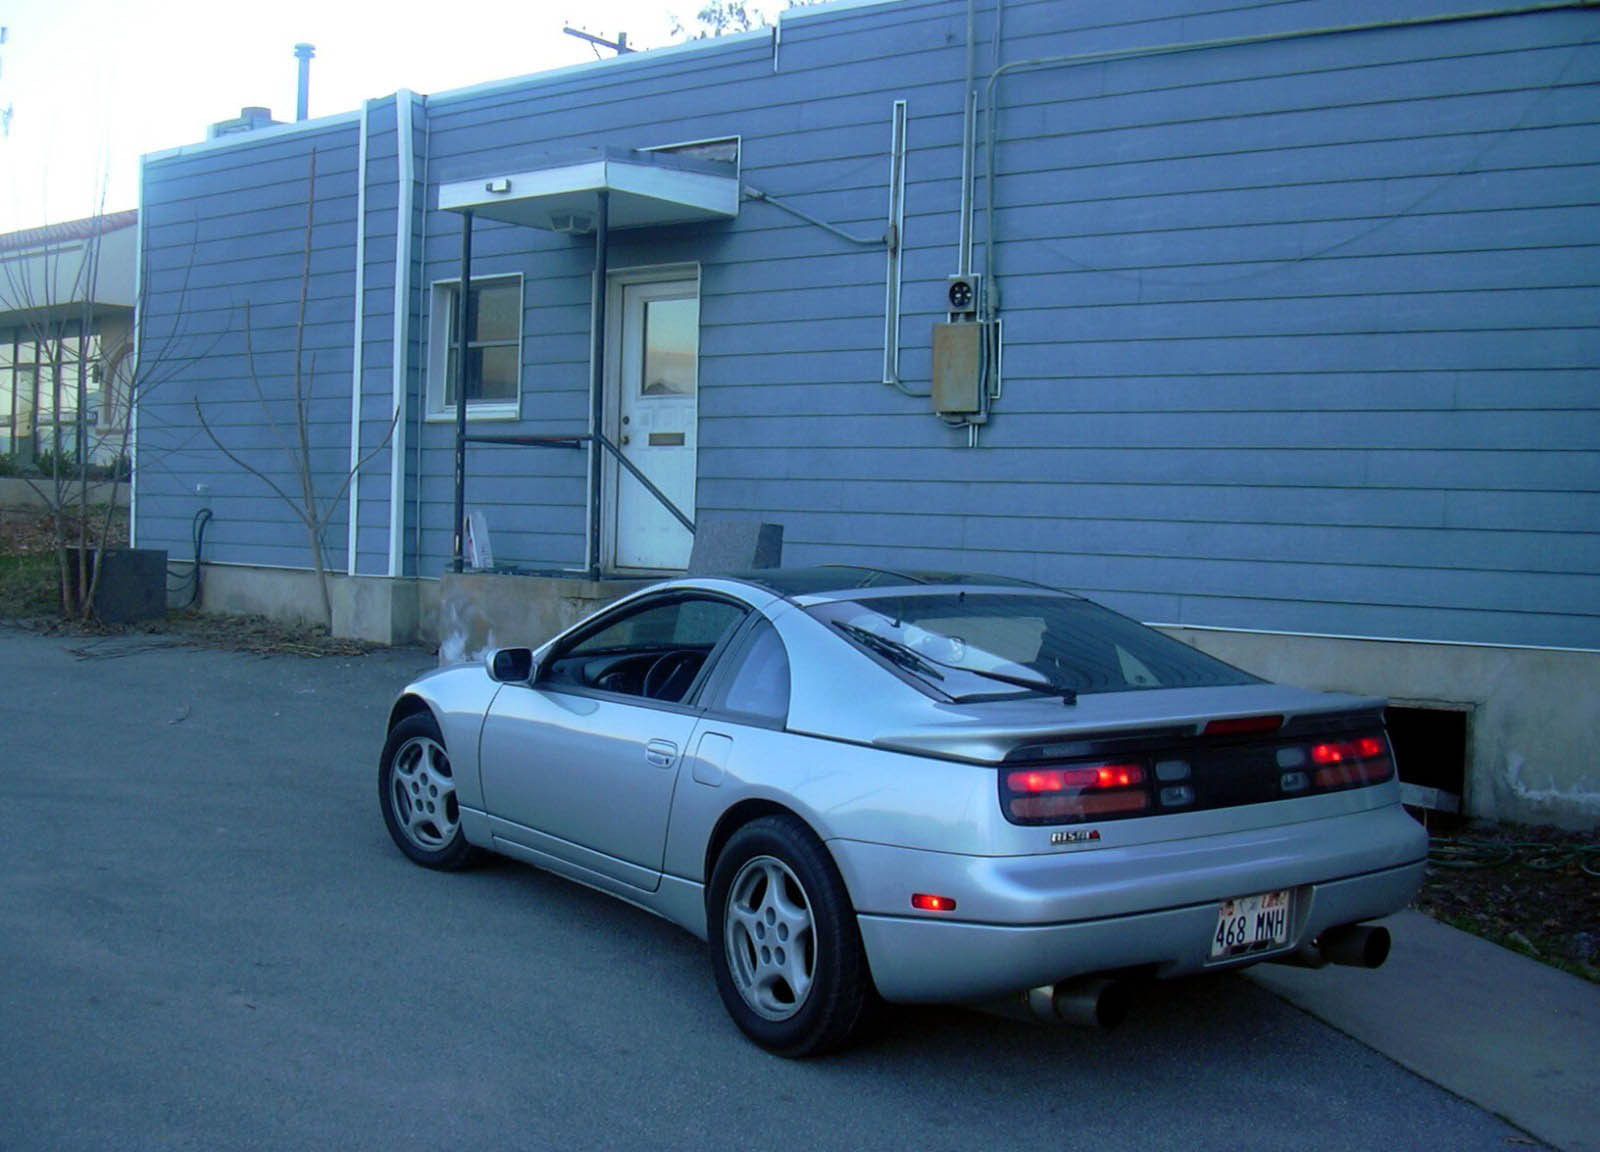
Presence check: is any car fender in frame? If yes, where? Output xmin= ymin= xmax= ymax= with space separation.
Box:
xmin=388 ymin=664 xmax=499 ymax=816
xmin=664 ymin=722 xmax=1003 ymax=891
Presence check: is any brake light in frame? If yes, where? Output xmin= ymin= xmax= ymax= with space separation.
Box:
xmin=1002 ymin=761 xmax=1149 ymax=824
xmin=1309 ymin=735 xmax=1393 ymax=790
xmin=1204 ymin=715 xmax=1284 ymax=737
xmin=911 ymin=893 xmax=957 ymax=912
xmin=1006 ymin=764 xmax=1144 ymax=793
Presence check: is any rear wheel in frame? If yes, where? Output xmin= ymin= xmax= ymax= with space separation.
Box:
xmin=708 ymin=815 xmax=877 ymax=1057
xmin=379 ymin=712 xmax=475 ymax=870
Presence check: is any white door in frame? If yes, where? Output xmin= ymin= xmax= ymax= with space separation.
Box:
xmin=610 ymin=277 xmax=699 ymax=570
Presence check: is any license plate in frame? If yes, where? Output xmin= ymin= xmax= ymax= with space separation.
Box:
xmin=1211 ymin=889 xmax=1292 ymax=958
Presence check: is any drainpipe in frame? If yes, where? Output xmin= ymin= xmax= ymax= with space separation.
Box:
xmin=451 ymin=210 xmax=474 ymax=573
xmin=294 ymin=43 xmax=315 ymax=121
xmin=587 ymin=191 xmax=610 ymax=579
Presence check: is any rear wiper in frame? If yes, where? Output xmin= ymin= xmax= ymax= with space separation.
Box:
xmin=834 ymin=623 xmax=944 ymax=681
xmin=835 ymin=622 xmax=1076 ymax=705
xmin=950 ymin=665 xmax=1078 ymax=706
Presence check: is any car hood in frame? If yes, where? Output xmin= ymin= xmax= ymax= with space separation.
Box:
xmin=868 ymin=682 xmax=1385 ymax=763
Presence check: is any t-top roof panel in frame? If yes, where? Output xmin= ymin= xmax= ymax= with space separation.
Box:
xmin=436 ymin=146 xmax=740 ymax=232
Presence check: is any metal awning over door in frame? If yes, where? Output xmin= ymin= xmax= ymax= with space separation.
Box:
xmin=437 ymin=146 xmax=736 ymax=575
xmin=437 ymin=146 xmax=739 ymax=234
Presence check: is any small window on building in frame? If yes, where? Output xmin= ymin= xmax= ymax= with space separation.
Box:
xmin=427 ymin=276 xmax=522 ymax=419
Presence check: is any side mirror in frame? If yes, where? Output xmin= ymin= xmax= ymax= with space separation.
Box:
xmin=486 ymin=646 xmax=535 ymax=684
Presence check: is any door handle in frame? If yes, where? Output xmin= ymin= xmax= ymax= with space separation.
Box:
xmin=645 ymin=739 xmax=678 ymax=768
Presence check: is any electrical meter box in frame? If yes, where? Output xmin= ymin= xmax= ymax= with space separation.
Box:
xmin=932 ymin=322 xmax=984 ymax=415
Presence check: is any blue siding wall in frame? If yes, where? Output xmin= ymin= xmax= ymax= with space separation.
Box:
xmin=135 ymin=0 xmax=1599 ymax=650
xmin=138 ymin=120 xmax=361 ymax=573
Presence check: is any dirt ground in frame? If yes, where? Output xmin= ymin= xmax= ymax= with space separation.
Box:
xmin=1415 ymin=822 xmax=1600 ymax=983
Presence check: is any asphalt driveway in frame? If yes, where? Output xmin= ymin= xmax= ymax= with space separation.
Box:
xmin=0 ymin=628 xmax=1540 ymax=1151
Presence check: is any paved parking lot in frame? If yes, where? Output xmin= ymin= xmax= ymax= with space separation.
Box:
xmin=0 ymin=628 xmax=1540 ymax=1151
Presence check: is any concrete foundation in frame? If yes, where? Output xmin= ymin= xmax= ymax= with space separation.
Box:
xmin=436 ymin=572 xmax=647 ymax=666
xmin=1164 ymin=627 xmax=1600 ymax=831
xmin=189 ymin=564 xmax=423 ymax=647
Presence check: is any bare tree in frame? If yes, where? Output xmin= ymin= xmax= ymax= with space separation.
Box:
xmin=194 ymin=149 xmax=396 ymax=633
xmin=1 ymin=198 xmax=144 ymax=619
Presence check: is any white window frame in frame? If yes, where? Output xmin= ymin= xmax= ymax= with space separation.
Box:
xmin=425 ymin=273 xmax=523 ymax=421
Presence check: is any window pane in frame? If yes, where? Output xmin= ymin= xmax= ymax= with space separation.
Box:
xmin=808 ymin=594 xmax=1258 ymax=698
xmin=444 ymin=346 xmax=517 ymax=407
xmin=14 ymin=366 xmax=36 ymax=437
xmin=477 ymin=345 xmax=518 ymax=401
xmin=641 ymin=297 xmax=697 ymax=397
xmin=720 ymin=620 xmax=790 ymax=723
xmin=571 ymin=598 xmax=743 ymax=656
xmin=474 ymin=283 xmax=520 ymax=342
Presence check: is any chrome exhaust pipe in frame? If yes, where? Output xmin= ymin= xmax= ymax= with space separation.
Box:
xmin=1265 ymin=944 xmax=1329 ymax=970
xmin=1318 ymin=923 xmax=1391 ymax=969
xmin=1021 ymin=977 xmax=1131 ymax=1029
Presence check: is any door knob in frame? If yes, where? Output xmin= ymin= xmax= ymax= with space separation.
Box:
xmin=620 ymin=434 xmax=630 ymax=445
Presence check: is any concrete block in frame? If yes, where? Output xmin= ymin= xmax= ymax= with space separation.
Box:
xmin=332 ymin=577 xmax=420 ymax=646
xmin=688 ymin=517 xmax=783 ymax=574
xmin=437 ymin=572 xmax=649 ymax=666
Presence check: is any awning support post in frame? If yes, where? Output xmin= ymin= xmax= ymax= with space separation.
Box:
xmin=586 ymin=190 xmax=610 ymax=579
xmin=451 ymin=209 xmax=474 ymax=573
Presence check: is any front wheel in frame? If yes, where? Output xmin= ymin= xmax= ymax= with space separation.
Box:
xmin=378 ymin=712 xmax=475 ymax=870
xmin=708 ymin=815 xmax=877 ymax=1057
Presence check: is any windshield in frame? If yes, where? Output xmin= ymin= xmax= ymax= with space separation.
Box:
xmin=808 ymin=593 xmax=1259 ymax=700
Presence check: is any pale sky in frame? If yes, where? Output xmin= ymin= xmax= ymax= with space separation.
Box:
xmin=0 ymin=0 xmax=791 ymax=232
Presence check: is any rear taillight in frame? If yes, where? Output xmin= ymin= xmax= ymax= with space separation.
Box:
xmin=1002 ymin=762 xmax=1150 ymax=823
xmin=1308 ymin=734 xmax=1393 ymax=791
xmin=1000 ymin=726 xmax=1396 ymax=825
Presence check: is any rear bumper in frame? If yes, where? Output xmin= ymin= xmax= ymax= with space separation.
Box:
xmin=834 ymin=804 xmax=1426 ymax=1003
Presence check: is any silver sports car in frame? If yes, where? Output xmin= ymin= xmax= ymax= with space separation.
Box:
xmin=379 ymin=567 xmax=1427 ymax=1056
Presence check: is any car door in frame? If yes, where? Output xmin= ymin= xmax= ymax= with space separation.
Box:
xmin=478 ymin=593 xmax=747 ymax=892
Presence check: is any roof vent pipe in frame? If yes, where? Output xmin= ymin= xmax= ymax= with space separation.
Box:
xmin=293 ymin=43 xmax=315 ymax=121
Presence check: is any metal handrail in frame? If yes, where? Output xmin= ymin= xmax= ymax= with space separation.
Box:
xmin=463 ymin=430 xmax=696 ymax=535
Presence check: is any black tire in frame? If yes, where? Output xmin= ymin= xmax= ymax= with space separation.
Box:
xmin=378 ymin=711 xmax=476 ymax=871
xmin=708 ymin=814 xmax=878 ymax=1057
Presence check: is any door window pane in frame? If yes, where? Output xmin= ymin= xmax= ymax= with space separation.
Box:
xmin=571 ymin=597 xmax=743 ymax=656
xmin=641 ymin=297 xmax=698 ymax=397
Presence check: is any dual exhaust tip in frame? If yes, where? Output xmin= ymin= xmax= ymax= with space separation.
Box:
xmin=1269 ymin=922 xmax=1392 ymax=971
xmin=1017 ymin=922 xmax=1391 ymax=1030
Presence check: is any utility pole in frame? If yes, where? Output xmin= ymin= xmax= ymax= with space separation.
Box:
xmin=562 ymin=26 xmax=635 ymax=55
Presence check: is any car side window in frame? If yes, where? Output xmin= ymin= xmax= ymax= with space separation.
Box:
xmin=714 ymin=618 xmax=791 ymax=726
xmin=543 ymin=596 xmax=746 ymax=704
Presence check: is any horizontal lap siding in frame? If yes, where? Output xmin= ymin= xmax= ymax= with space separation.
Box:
xmin=698 ymin=0 xmax=1599 ymax=649
xmin=137 ymin=0 xmax=1597 ymax=652
xmin=404 ymin=0 xmax=1598 ymax=646
xmin=947 ymin=4 xmax=1600 ymax=645
xmin=138 ymin=123 xmax=360 ymax=573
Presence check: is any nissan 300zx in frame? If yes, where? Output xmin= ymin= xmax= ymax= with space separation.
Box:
xmin=379 ymin=567 xmax=1427 ymax=1056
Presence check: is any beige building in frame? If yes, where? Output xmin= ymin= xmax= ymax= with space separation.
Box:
xmin=0 ymin=210 xmax=138 ymax=467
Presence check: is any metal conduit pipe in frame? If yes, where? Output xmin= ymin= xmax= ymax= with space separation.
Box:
xmin=956 ymin=0 xmax=977 ymax=275
xmin=451 ymin=210 xmax=473 ymax=573
xmin=587 ymin=190 xmax=610 ymax=578
xmin=975 ymin=0 xmax=1600 ymax=324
